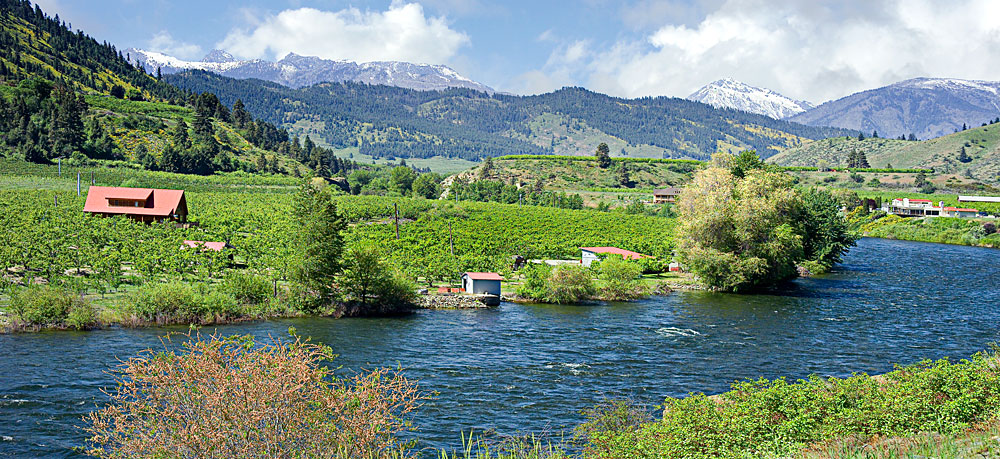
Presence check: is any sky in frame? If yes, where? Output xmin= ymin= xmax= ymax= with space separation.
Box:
xmin=33 ymin=0 xmax=1000 ymax=103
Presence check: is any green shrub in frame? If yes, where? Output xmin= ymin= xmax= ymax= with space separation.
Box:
xmin=8 ymin=285 xmax=75 ymax=326
xmin=516 ymin=264 xmax=553 ymax=301
xmin=219 ymin=270 xmax=271 ymax=305
xmin=545 ymin=265 xmax=596 ymax=304
xmin=596 ymin=257 xmax=647 ymax=301
xmin=586 ymin=349 xmax=1000 ymax=458
xmin=120 ymin=281 xmax=240 ymax=324
xmin=65 ymin=302 xmax=98 ymax=330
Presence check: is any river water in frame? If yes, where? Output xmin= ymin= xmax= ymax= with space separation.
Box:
xmin=2 ymin=238 xmax=999 ymax=457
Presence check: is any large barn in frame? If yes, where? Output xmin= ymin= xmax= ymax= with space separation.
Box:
xmin=83 ymin=186 xmax=188 ymax=223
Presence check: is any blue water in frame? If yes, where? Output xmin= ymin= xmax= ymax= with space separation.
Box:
xmin=2 ymin=238 xmax=999 ymax=457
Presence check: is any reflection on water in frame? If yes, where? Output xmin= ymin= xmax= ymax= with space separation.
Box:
xmin=2 ymin=238 xmax=999 ymax=457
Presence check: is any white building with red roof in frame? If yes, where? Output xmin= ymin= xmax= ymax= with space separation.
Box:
xmin=885 ymin=198 xmax=979 ymax=218
xmin=579 ymin=247 xmax=653 ymax=267
xmin=83 ymin=186 xmax=187 ymax=223
xmin=461 ymin=272 xmax=503 ymax=296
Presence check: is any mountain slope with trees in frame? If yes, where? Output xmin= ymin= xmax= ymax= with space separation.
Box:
xmin=768 ymin=121 xmax=1000 ymax=185
xmin=162 ymin=70 xmax=856 ymax=162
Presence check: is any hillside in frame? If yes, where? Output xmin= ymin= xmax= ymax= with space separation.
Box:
xmin=126 ymin=48 xmax=495 ymax=93
xmin=162 ymin=71 xmax=855 ymax=163
xmin=769 ymin=122 xmax=1000 ymax=184
xmin=0 ymin=0 xmax=182 ymax=101
xmin=788 ymin=78 xmax=1000 ymax=140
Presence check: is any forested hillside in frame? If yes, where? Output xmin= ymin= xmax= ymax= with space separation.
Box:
xmin=163 ymin=71 xmax=855 ymax=162
xmin=0 ymin=0 xmax=181 ymax=101
xmin=0 ymin=0 xmax=406 ymax=182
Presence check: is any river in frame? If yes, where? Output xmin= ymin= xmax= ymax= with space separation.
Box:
xmin=2 ymin=238 xmax=999 ymax=457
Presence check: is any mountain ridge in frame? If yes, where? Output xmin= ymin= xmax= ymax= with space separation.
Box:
xmin=788 ymin=77 xmax=1000 ymax=140
xmin=687 ymin=78 xmax=814 ymax=119
xmin=125 ymin=48 xmax=494 ymax=93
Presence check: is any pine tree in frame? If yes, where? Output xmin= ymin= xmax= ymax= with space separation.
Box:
xmin=232 ymin=99 xmax=251 ymax=128
xmin=171 ymin=118 xmax=190 ymax=149
xmin=616 ymin=163 xmax=631 ymax=187
xmin=293 ymin=181 xmax=347 ymax=307
xmin=595 ymin=142 xmax=611 ymax=168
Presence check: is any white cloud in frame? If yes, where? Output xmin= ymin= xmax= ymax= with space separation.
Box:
xmin=147 ymin=31 xmax=204 ymax=60
xmin=509 ymin=39 xmax=593 ymax=94
xmin=528 ymin=0 xmax=1000 ymax=103
xmin=217 ymin=2 xmax=470 ymax=64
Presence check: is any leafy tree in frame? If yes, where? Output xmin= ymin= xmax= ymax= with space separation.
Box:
xmin=676 ymin=158 xmax=805 ymax=292
xmin=411 ymin=173 xmax=442 ymax=199
xmin=722 ymin=150 xmax=769 ymax=178
xmin=596 ymin=143 xmax=612 ymax=168
xmin=339 ymin=245 xmax=416 ymax=316
xmin=389 ymin=166 xmax=417 ymax=195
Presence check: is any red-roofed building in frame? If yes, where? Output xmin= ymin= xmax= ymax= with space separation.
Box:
xmin=579 ymin=247 xmax=653 ymax=267
xmin=83 ymin=186 xmax=188 ymax=223
xmin=942 ymin=207 xmax=980 ymax=218
xmin=461 ymin=272 xmax=503 ymax=296
xmin=182 ymin=240 xmax=228 ymax=252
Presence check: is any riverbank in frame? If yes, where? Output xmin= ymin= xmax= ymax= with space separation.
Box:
xmin=850 ymin=210 xmax=1000 ymax=249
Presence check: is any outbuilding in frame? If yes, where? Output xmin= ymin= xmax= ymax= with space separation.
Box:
xmin=461 ymin=272 xmax=503 ymax=296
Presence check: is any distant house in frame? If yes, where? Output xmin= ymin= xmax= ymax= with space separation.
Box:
xmin=83 ymin=186 xmax=187 ymax=223
xmin=886 ymin=198 xmax=940 ymax=217
xmin=579 ymin=247 xmax=653 ymax=267
xmin=884 ymin=198 xmax=979 ymax=219
xmin=652 ymin=187 xmax=682 ymax=204
xmin=461 ymin=272 xmax=503 ymax=296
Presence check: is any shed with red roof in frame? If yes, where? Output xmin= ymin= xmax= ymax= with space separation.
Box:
xmin=83 ymin=186 xmax=187 ymax=223
xmin=579 ymin=247 xmax=652 ymax=267
xmin=461 ymin=272 xmax=504 ymax=296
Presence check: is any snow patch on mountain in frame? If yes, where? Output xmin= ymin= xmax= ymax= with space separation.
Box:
xmin=687 ymin=78 xmax=814 ymax=120
xmin=125 ymin=48 xmax=493 ymax=93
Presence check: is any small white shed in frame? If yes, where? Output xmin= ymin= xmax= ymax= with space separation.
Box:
xmin=461 ymin=272 xmax=503 ymax=296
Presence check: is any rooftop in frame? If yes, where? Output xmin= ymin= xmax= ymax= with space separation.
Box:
xmin=83 ymin=186 xmax=185 ymax=217
xmin=580 ymin=247 xmax=652 ymax=260
xmin=464 ymin=272 xmax=504 ymax=281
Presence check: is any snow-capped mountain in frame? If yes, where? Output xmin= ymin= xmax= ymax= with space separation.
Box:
xmin=787 ymin=77 xmax=1000 ymax=140
xmin=687 ymin=78 xmax=814 ymax=119
xmin=124 ymin=48 xmax=494 ymax=93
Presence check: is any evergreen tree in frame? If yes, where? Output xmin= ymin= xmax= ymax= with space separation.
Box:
xmin=232 ymin=99 xmax=251 ymax=128
xmin=595 ymin=142 xmax=612 ymax=168
xmin=616 ymin=163 xmax=631 ymax=187
xmin=171 ymin=118 xmax=190 ymax=149
xmin=293 ymin=181 xmax=347 ymax=308
xmin=958 ymin=146 xmax=972 ymax=163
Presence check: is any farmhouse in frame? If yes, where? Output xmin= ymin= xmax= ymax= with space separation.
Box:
xmin=580 ymin=247 xmax=652 ymax=267
xmin=941 ymin=207 xmax=980 ymax=218
xmin=83 ymin=186 xmax=187 ymax=223
xmin=652 ymin=187 xmax=682 ymax=204
xmin=461 ymin=272 xmax=503 ymax=296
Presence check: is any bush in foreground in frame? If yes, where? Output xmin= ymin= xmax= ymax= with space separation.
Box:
xmin=583 ymin=348 xmax=1000 ymax=458
xmin=85 ymin=332 xmax=422 ymax=459
xmin=516 ymin=264 xmax=595 ymax=304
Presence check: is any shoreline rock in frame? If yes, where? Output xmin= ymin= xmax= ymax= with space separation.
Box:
xmin=416 ymin=294 xmax=499 ymax=309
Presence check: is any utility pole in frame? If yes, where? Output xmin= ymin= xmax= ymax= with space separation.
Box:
xmin=77 ymin=172 xmax=81 ymax=196
xmin=91 ymin=171 xmax=95 ymax=185
xmin=394 ymin=202 xmax=400 ymax=240
xmin=57 ymin=158 xmax=61 ymax=176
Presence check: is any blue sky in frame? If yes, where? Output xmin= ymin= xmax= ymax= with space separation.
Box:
xmin=34 ymin=0 xmax=1000 ymax=102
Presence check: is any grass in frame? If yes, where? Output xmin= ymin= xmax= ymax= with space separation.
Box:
xmin=801 ymin=422 xmax=1000 ymax=459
